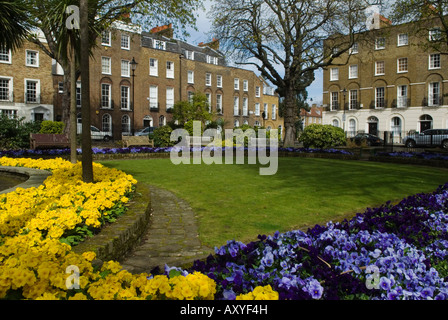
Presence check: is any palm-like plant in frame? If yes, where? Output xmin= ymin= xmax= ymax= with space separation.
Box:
xmin=0 ymin=0 xmax=31 ymax=50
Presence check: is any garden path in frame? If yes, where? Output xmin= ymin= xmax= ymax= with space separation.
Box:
xmin=119 ymin=186 xmax=213 ymax=274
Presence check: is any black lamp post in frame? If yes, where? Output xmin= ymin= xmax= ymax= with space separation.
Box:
xmin=342 ymin=88 xmax=347 ymax=134
xmin=130 ymin=57 xmax=138 ymax=135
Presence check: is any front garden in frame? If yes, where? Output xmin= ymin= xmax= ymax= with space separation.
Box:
xmin=0 ymin=155 xmax=448 ymax=300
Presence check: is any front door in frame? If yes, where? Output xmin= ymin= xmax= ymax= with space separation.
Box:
xmin=420 ymin=121 xmax=431 ymax=132
xmin=368 ymin=122 xmax=378 ymax=136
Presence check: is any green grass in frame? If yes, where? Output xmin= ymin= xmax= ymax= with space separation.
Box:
xmin=101 ymin=157 xmax=448 ymax=248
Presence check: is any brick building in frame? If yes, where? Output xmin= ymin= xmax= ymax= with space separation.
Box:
xmin=53 ymin=22 xmax=283 ymax=140
xmin=0 ymin=31 xmax=54 ymax=122
xmin=322 ymin=13 xmax=448 ymax=143
xmin=300 ymin=104 xmax=323 ymax=129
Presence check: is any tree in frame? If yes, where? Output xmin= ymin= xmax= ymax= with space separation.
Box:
xmin=171 ymin=93 xmax=214 ymax=127
xmin=210 ymin=0 xmax=372 ymax=147
xmin=390 ymin=0 xmax=448 ymax=54
xmin=22 ymin=0 xmax=202 ymax=181
xmin=0 ymin=0 xmax=31 ymax=50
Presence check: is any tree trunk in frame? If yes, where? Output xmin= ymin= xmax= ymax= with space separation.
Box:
xmin=282 ymin=90 xmax=297 ymax=148
xmin=80 ymin=0 xmax=93 ymax=182
xmin=69 ymin=39 xmax=77 ymax=164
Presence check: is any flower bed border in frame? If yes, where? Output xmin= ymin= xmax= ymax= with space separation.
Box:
xmin=0 ymin=166 xmax=52 ymax=194
xmin=369 ymin=155 xmax=448 ymax=168
xmin=71 ymin=182 xmax=152 ymax=264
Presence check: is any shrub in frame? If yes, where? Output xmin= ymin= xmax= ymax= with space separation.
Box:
xmin=299 ymin=124 xmax=345 ymax=149
xmin=39 ymin=121 xmax=65 ymax=134
xmin=153 ymin=125 xmax=175 ymax=147
xmin=0 ymin=115 xmax=41 ymax=149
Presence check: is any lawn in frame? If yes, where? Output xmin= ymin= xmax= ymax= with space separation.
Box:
xmin=101 ymin=157 xmax=448 ymax=248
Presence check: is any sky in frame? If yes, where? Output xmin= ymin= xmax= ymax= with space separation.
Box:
xmin=184 ymin=0 xmax=324 ymax=105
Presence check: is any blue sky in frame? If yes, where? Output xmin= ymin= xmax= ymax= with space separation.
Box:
xmin=184 ymin=0 xmax=324 ymax=105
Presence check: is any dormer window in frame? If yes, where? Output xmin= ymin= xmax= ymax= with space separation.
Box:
xmin=154 ymin=40 xmax=166 ymax=50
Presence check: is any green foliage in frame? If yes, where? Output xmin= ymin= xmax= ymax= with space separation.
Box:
xmin=184 ymin=119 xmax=204 ymax=136
xmin=153 ymin=125 xmax=176 ymax=147
xmin=0 ymin=115 xmax=41 ymax=149
xmin=39 ymin=120 xmax=65 ymax=134
xmin=171 ymin=93 xmax=213 ymax=126
xmin=299 ymin=124 xmax=346 ymax=149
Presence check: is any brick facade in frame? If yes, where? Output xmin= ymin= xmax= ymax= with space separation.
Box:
xmin=322 ymin=14 xmax=448 ymax=141
xmin=51 ymin=23 xmax=283 ymax=140
xmin=0 ymin=32 xmax=54 ymax=122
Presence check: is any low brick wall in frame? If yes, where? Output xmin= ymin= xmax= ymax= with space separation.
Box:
xmin=72 ymin=183 xmax=152 ymax=263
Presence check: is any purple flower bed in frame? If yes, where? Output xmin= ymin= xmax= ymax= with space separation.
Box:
xmin=378 ymin=151 xmax=448 ymax=161
xmin=0 ymin=146 xmax=353 ymax=157
xmin=157 ymin=183 xmax=448 ymax=300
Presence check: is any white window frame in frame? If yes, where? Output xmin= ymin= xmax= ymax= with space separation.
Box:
xmin=397 ymin=85 xmax=408 ymax=108
xmin=397 ymin=57 xmax=408 ymax=73
xmin=349 ymin=43 xmax=358 ymax=54
xmin=101 ymin=57 xmax=112 ymax=75
xmin=429 ymin=53 xmax=441 ymax=70
xmin=272 ymin=104 xmax=277 ymax=120
xmin=330 ymin=68 xmax=339 ymax=81
xmin=375 ymin=61 xmax=385 ymax=76
xmin=0 ymin=76 xmax=13 ymax=102
xmin=0 ymin=47 xmax=11 ymax=64
xmin=263 ymin=103 xmax=268 ymax=119
xmin=255 ymin=86 xmax=261 ymax=97
xmin=217 ymin=75 xmax=222 ymax=88
xmin=349 ymin=65 xmax=358 ymax=79
xmin=24 ymin=79 xmax=40 ymax=104
xmin=397 ymin=33 xmax=408 ymax=46
xmin=101 ymin=31 xmax=111 ymax=46
xmin=25 ymin=50 xmax=39 ymax=67
xmin=166 ymin=61 xmax=174 ymax=79
xmin=121 ymin=60 xmax=130 ymax=77
xmin=185 ymin=50 xmax=194 ymax=60
xmin=122 ymin=115 xmax=131 ymax=134
xmin=233 ymin=96 xmax=239 ymax=115
xmin=121 ymin=34 xmax=130 ymax=50
xmin=242 ymin=97 xmax=248 ymax=116
xmin=375 ymin=37 xmax=386 ymax=50
xmin=149 ymin=58 xmax=158 ymax=77
xmin=428 ymin=82 xmax=441 ymax=106
xmin=255 ymin=103 xmax=260 ymax=116
xmin=121 ymin=85 xmax=130 ymax=110
xmin=375 ymin=87 xmax=385 ymax=109
xmin=187 ymin=70 xmax=194 ymax=84
xmin=166 ymin=87 xmax=174 ymax=110
xmin=154 ymin=40 xmax=166 ymax=50
xmin=429 ymin=28 xmax=442 ymax=42
xmin=205 ymin=73 xmax=212 ymax=86
xmin=234 ymin=78 xmax=240 ymax=90
xmin=216 ymin=94 xmax=222 ymax=114
xmin=149 ymin=85 xmax=158 ymax=109
xmin=349 ymin=89 xmax=358 ymax=110
xmin=330 ymin=92 xmax=339 ymax=110
xmin=206 ymin=93 xmax=212 ymax=112
xmin=243 ymin=80 xmax=248 ymax=92
xmin=101 ymin=83 xmax=112 ymax=109
xmin=102 ymin=114 xmax=112 ymax=133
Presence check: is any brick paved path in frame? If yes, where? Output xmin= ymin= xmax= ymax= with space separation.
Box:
xmin=119 ymin=186 xmax=213 ymax=274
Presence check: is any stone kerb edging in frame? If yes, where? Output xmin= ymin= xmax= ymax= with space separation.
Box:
xmin=72 ymin=183 xmax=152 ymax=264
xmin=0 ymin=166 xmax=52 ymax=194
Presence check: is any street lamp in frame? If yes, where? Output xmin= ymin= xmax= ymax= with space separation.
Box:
xmin=342 ymin=88 xmax=347 ymax=135
xmin=130 ymin=57 xmax=138 ymax=135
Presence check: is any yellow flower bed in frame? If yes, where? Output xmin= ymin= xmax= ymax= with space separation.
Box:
xmin=0 ymin=157 xmax=276 ymax=300
xmin=236 ymin=285 xmax=279 ymax=300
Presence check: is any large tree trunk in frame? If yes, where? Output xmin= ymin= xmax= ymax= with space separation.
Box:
xmin=282 ymin=90 xmax=297 ymax=148
xmin=69 ymin=40 xmax=77 ymax=164
xmin=80 ymin=0 xmax=93 ymax=182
